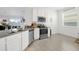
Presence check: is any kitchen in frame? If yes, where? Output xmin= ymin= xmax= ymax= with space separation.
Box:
xmin=0 ymin=7 xmax=52 ymax=51
xmin=0 ymin=7 xmax=79 ymax=51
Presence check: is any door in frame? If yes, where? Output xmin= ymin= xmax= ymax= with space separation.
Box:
xmin=6 ymin=33 xmax=21 ymax=51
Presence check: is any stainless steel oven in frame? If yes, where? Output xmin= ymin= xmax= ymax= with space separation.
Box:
xmin=39 ymin=28 xmax=48 ymax=39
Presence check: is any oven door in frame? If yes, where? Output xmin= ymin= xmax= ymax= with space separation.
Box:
xmin=40 ymin=28 xmax=48 ymax=35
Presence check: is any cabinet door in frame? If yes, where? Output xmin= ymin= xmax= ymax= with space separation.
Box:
xmin=0 ymin=38 xmax=5 ymax=51
xmin=34 ymin=28 xmax=39 ymax=40
xmin=22 ymin=31 xmax=29 ymax=50
xmin=33 ymin=8 xmax=38 ymax=22
xmin=48 ymin=28 xmax=50 ymax=37
xmin=38 ymin=8 xmax=46 ymax=16
xmin=6 ymin=33 xmax=21 ymax=51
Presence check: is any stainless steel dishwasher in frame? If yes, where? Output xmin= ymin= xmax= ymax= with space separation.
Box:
xmin=29 ymin=29 xmax=34 ymax=44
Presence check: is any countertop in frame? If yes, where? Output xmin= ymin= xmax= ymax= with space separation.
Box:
xmin=0 ymin=28 xmax=34 ymax=38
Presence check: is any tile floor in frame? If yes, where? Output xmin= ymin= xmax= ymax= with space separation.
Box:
xmin=25 ymin=34 xmax=79 ymax=51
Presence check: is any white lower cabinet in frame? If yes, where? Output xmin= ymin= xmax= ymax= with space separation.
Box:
xmin=0 ymin=38 xmax=6 ymax=51
xmin=48 ymin=28 xmax=51 ymax=37
xmin=6 ymin=33 xmax=21 ymax=51
xmin=34 ymin=28 xmax=39 ymax=40
xmin=0 ymin=30 xmax=30 ymax=51
xmin=22 ymin=31 xmax=29 ymax=50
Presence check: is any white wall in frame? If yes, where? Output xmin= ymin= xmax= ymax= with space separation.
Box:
xmin=33 ymin=7 xmax=58 ymax=34
xmin=58 ymin=10 xmax=79 ymax=38
xmin=0 ymin=7 xmax=33 ymax=25
xmin=23 ymin=8 xmax=33 ymax=25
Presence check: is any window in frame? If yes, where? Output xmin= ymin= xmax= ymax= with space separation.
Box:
xmin=63 ymin=7 xmax=78 ymax=26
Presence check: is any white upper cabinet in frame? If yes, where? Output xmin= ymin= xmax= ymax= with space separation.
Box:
xmin=0 ymin=38 xmax=6 ymax=51
xmin=33 ymin=8 xmax=47 ymax=22
xmin=37 ymin=8 xmax=48 ymax=17
xmin=37 ymin=8 xmax=45 ymax=16
xmin=33 ymin=8 xmax=38 ymax=22
xmin=6 ymin=33 xmax=21 ymax=51
xmin=23 ymin=8 xmax=33 ymax=25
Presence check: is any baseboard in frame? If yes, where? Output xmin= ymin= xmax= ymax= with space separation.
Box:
xmin=52 ymin=33 xmax=77 ymax=39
